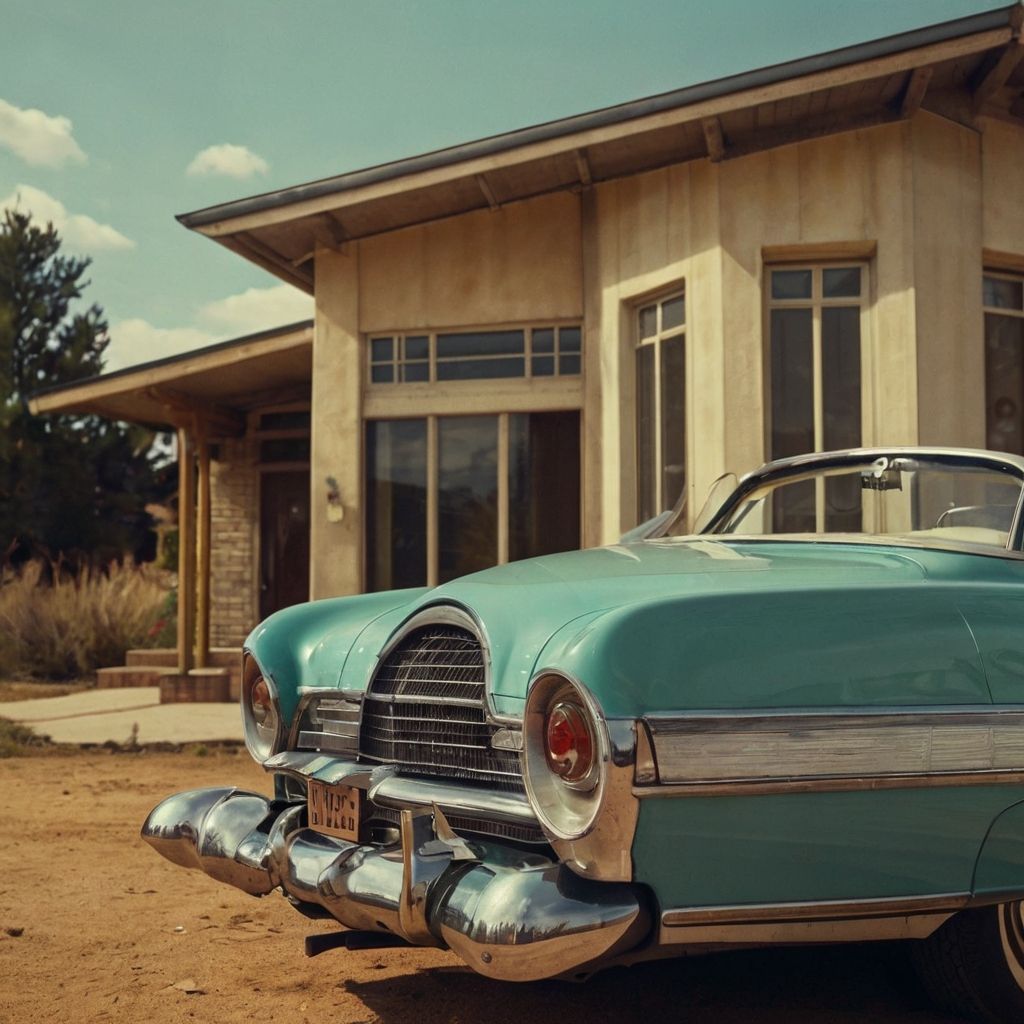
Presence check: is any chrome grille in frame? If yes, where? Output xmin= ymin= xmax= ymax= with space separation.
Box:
xmin=367 ymin=803 xmax=545 ymax=845
xmin=294 ymin=695 xmax=361 ymax=756
xmin=359 ymin=624 xmax=523 ymax=792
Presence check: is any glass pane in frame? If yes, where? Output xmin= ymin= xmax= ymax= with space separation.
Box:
xmin=532 ymin=355 xmax=555 ymax=377
xmin=371 ymin=365 xmax=394 ymax=383
xmin=822 ymin=307 xmax=862 ymax=531
xmin=639 ymin=305 xmax=658 ymax=340
xmin=508 ymin=412 xmax=581 ymax=562
xmin=771 ymin=479 xmax=816 ymax=534
xmin=258 ymin=410 xmax=310 ymax=431
xmin=404 ymin=335 xmax=429 ymax=359
xmin=770 ymin=308 xmax=814 ymax=459
xmin=637 ymin=344 xmax=656 ymax=522
xmin=660 ymin=335 xmax=686 ymax=511
xmin=771 ymin=269 xmax=813 ymax=300
xmin=822 ymin=267 xmax=861 ymax=299
xmin=260 ymin=438 xmax=310 ymax=462
xmin=984 ymin=276 xmax=1024 ymax=311
xmin=436 ymin=356 xmax=525 ymax=380
xmin=366 ymin=420 xmax=427 ymax=591
xmin=986 ymin=312 xmax=1024 ymax=454
xmin=559 ymin=354 xmax=581 ymax=376
xmin=661 ymin=295 xmax=685 ymax=331
xmin=438 ymin=416 xmax=498 ymax=583
xmin=532 ymin=328 xmax=555 ymax=354
xmin=371 ymin=337 xmax=393 ymax=362
xmin=436 ymin=330 xmax=524 ymax=358
xmin=401 ymin=362 xmax=429 ymax=383
xmin=559 ymin=326 xmax=582 ymax=353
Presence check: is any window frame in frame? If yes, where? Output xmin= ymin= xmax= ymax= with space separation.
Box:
xmin=763 ymin=261 xmax=871 ymax=533
xmin=634 ymin=289 xmax=686 ymax=523
xmin=983 ymin=267 xmax=1024 ymax=455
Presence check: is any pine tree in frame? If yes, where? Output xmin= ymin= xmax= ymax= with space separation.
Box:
xmin=0 ymin=208 xmax=170 ymax=565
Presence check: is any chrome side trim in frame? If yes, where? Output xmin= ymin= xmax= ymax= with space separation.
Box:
xmin=659 ymin=915 xmax=953 ymax=946
xmin=644 ymin=706 xmax=1024 ymax=789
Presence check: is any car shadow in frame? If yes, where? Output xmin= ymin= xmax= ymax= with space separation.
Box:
xmin=344 ymin=943 xmax=967 ymax=1024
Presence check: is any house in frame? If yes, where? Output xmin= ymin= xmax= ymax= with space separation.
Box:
xmin=31 ymin=3 xmax=1024 ymax=696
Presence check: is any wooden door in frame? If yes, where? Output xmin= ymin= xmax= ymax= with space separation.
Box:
xmin=259 ymin=470 xmax=310 ymax=619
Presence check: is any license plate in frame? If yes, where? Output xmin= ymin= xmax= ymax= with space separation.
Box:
xmin=307 ymin=780 xmax=361 ymax=842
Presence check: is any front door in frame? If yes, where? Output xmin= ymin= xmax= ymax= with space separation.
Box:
xmin=259 ymin=470 xmax=310 ymax=619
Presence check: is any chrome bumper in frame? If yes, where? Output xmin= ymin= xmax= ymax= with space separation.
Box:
xmin=141 ymin=786 xmax=649 ymax=981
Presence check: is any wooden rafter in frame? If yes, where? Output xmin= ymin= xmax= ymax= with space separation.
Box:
xmin=475 ymin=173 xmax=499 ymax=210
xmin=971 ymin=38 xmax=1024 ymax=111
xmin=574 ymin=149 xmax=593 ymax=186
xmin=145 ymin=386 xmax=245 ymax=438
xmin=229 ymin=232 xmax=314 ymax=293
xmin=702 ymin=117 xmax=726 ymax=162
xmin=899 ymin=66 xmax=933 ymax=117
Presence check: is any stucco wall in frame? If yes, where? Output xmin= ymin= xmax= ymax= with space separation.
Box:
xmin=209 ymin=435 xmax=258 ymax=646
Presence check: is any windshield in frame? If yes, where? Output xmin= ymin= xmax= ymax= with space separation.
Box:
xmin=664 ymin=455 xmax=1024 ymax=551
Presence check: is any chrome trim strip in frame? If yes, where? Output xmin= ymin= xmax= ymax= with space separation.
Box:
xmin=644 ymin=706 xmax=1024 ymax=788
xmin=368 ymin=773 xmax=537 ymax=826
xmin=661 ymin=892 xmax=971 ymax=928
xmin=658 ymin=915 xmax=954 ymax=946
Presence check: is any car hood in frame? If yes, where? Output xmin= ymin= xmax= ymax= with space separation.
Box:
xmin=339 ymin=538 xmax=928 ymax=703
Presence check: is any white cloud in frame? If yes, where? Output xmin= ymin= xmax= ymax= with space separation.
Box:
xmin=0 ymin=98 xmax=86 ymax=167
xmin=186 ymin=143 xmax=268 ymax=180
xmin=198 ymin=284 xmax=313 ymax=334
xmin=1 ymin=184 xmax=134 ymax=252
xmin=106 ymin=284 xmax=312 ymax=371
xmin=106 ymin=319 xmax=216 ymax=371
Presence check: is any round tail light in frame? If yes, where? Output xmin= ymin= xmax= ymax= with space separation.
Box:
xmin=545 ymin=701 xmax=595 ymax=783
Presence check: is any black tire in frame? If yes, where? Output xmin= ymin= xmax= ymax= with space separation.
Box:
xmin=911 ymin=902 xmax=1024 ymax=1024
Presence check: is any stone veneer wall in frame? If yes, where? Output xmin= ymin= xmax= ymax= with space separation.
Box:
xmin=209 ymin=435 xmax=258 ymax=647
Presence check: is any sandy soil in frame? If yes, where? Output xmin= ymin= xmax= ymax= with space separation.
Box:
xmin=0 ymin=749 xmax=965 ymax=1024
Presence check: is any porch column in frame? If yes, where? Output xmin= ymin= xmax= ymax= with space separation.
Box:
xmin=176 ymin=428 xmax=197 ymax=674
xmin=195 ymin=435 xmax=212 ymax=668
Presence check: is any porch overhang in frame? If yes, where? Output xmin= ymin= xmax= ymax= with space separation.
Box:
xmin=28 ymin=320 xmax=313 ymax=436
xmin=176 ymin=4 xmax=1024 ymax=291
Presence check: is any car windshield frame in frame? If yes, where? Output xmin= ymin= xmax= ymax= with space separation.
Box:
xmin=652 ymin=448 xmax=1024 ymax=555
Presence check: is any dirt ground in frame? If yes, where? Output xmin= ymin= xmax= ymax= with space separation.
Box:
xmin=0 ymin=749 xmax=966 ymax=1024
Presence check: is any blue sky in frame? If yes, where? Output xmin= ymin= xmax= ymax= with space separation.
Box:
xmin=0 ymin=0 xmax=1009 ymax=371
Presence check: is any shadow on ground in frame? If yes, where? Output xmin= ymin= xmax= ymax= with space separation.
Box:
xmin=345 ymin=943 xmax=965 ymax=1024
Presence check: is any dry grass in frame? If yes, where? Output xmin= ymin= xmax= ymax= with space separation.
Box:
xmin=0 ymin=561 xmax=174 ymax=679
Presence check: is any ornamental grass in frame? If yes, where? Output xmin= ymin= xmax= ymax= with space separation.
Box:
xmin=0 ymin=560 xmax=175 ymax=680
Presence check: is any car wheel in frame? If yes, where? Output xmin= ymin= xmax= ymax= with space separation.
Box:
xmin=911 ymin=902 xmax=1024 ymax=1024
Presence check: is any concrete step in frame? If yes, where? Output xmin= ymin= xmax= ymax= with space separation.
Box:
xmin=125 ymin=647 xmax=242 ymax=669
xmin=96 ymin=665 xmax=168 ymax=689
xmin=159 ymin=667 xmax=234 ymax=704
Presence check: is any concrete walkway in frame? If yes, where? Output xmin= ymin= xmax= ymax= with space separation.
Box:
xmin=0 ymin=687 xmax=243 ymax=745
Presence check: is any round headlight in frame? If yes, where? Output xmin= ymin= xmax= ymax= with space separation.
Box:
xmin=241 ymin=656 xmax=282 ymax=762
xmin=523 ymin=673 xmax=607 ymax=840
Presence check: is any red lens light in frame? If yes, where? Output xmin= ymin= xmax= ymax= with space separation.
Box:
xmin=545 ymin=701 xmax=594 ymax=783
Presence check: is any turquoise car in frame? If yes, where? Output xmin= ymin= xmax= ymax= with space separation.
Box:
xmin=144 ymin=447 xmax=1024 ymax=1023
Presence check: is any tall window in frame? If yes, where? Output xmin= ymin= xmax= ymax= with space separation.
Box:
xmin=636 ymin=292 xmax=685 ymax=523
xmin=767 ymin=264 xmax=866 ymax=532
xmin=984 ymin=271 xmax=1024 ymax=454
xmin=367 ymin=412 xmax=580 ymax=591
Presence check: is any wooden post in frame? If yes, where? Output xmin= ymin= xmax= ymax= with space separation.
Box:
xmin=196 ymin=434 xmax=211 ymax=669
xmin=176 ymin=428 xmax=197 ymax=674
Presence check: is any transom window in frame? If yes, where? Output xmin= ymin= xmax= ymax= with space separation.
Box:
xmin=984 ymin=271 xmax=1024 ymax=455
xmin=767 ymin=263 xmax=866 ymax=532
xmin=636 ymin=291 xmax=685 ymax=523
xmin=369 ymin=326 xmax=582 ymax=384
xmin=366 ymin=412 xmax=580 ymax=590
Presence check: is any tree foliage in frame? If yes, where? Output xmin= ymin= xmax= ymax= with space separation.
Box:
xmin=0 ymin=209 xmax=172 ymax=566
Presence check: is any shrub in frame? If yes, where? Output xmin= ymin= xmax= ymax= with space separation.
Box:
xmin=0 ymin=561 xmax=176 ymax=679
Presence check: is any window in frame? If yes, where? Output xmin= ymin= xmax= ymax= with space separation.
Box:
xmin=369 ymin=326 xmax=582 ymax=384
xmin=636 ymin=292 xmax=685 ymax=523
xmin=984 ymin=271 xmax=1024 ymax=455
xmin=366 ymin=412 xmax=580 ymax=591
xmin=766 ymin=264 xmax=866 ymax=532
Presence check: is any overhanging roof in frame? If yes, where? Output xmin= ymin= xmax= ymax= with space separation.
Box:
xmin=178 ymin=4 xmax=1024 ymax=293
xmin=29 ymin=321 xmax=313 ymax=436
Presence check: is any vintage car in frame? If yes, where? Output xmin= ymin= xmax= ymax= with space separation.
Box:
xmin=144 ymin=447 xmax=1024 ymax=1022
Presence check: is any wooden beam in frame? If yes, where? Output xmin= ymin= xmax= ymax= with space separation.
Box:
xmin=176 ymin=429 xmax=197 ymax=675
xmin=574 ymin=149 xmax=593 ymax=186
xmin=146 ymin=386 xmax=246 ymax=438
xmin=721 ymin=107 xmax=899 ymax=162
xmin=971 ymin=38 xmax=1024 ymax=111
xmin=314 ymin=211 xmax=348 ymax=248
xmin=475 ymin=173 xmax=499 ymax=210
xmin=228 ymin=233 xmax=314 ymax=294
xmin=899 ymin=66 xmax=933 ymax=116
xmin=702 ymin=117 xmax=726 ymax=161
xmin=195 ymin=436 xmax=211 ymax=669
